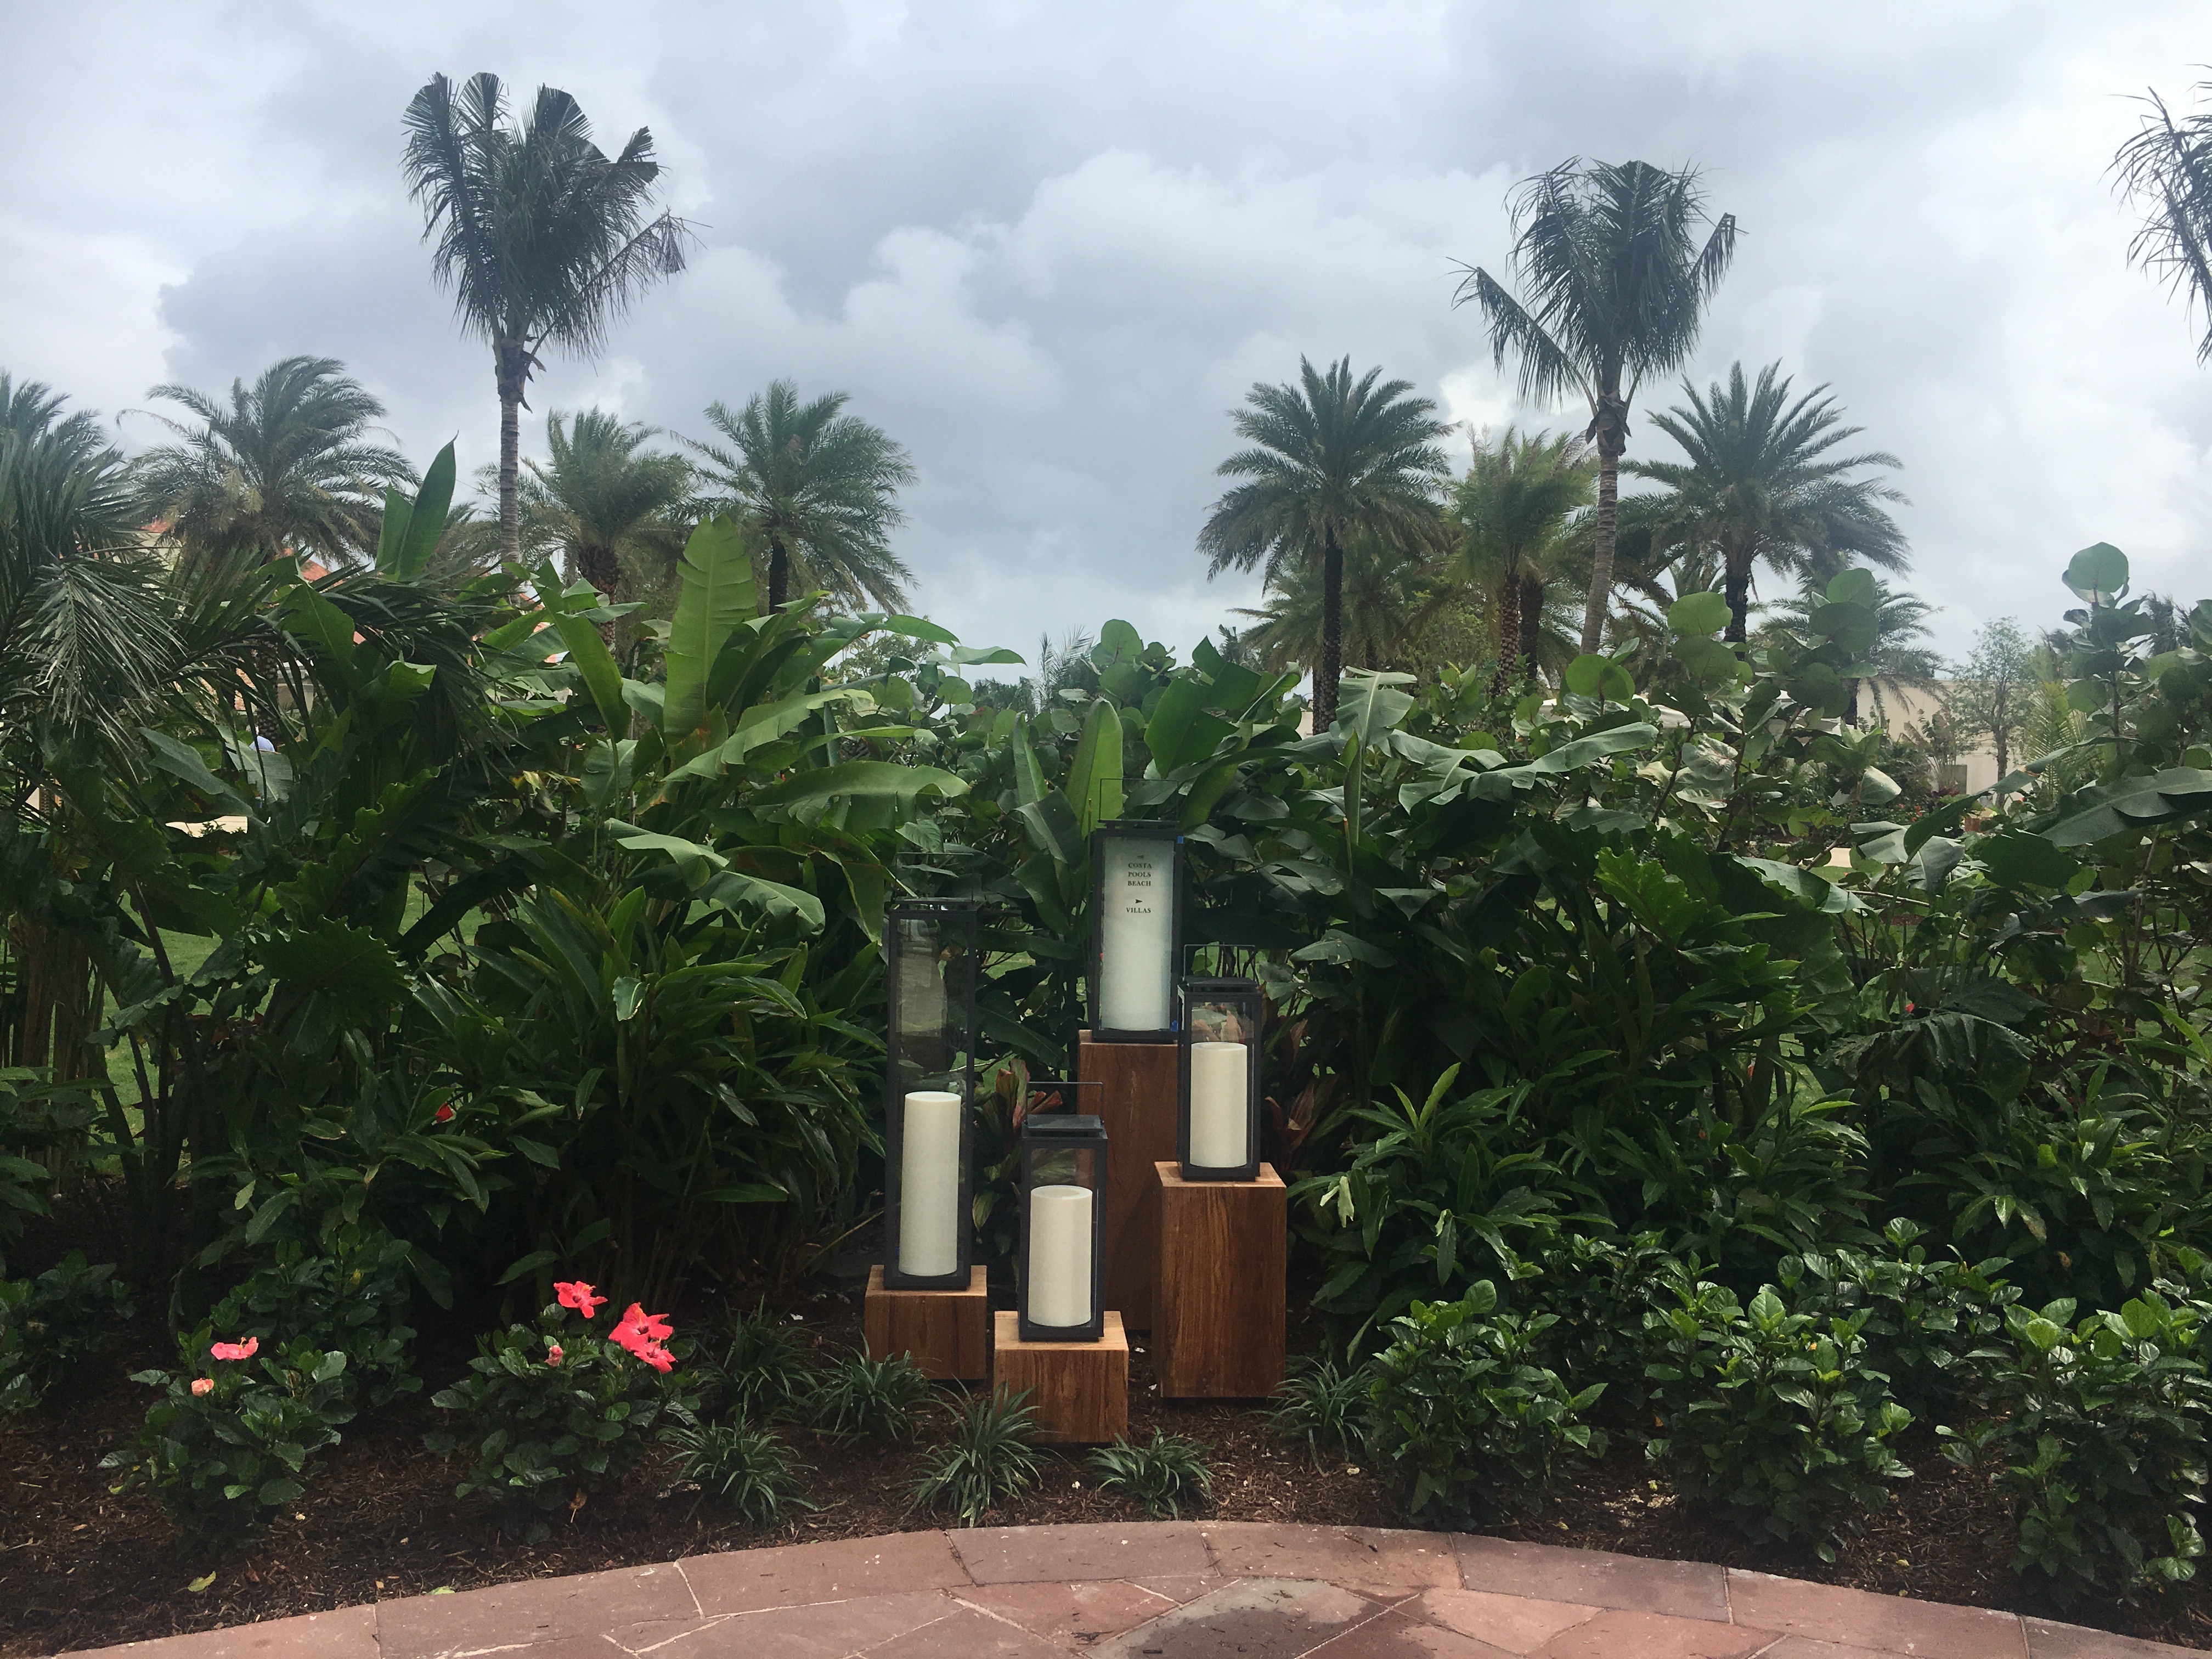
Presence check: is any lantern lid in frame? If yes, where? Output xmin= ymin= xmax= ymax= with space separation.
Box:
xmin=1024 ymin=1113 xmax=1104 ymax=1139
xmin=1181 ymin=975 xmax=1260 ymax=995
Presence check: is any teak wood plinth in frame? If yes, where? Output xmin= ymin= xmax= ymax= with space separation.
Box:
xmin=991 ymin=1310 xmax=1128 ymax=1444
xmin=1077 ymin=1030 xmax=1177 ymax=1331
xmin=1154 ymin=1161 xmax=1288 ymax=1399
xmin=862 ymin=1265 xmax=989 ymax=1381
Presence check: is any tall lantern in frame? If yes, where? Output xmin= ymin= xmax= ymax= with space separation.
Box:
xmin=1017 ymin=1098 xmax=1108 ymax=1342
xmin=1088 ymin=820 xmax=1185 ymax=1041
xmin=882 ymin=898 xmax=979 ymax=1289
xmin=1177 ymin=977 xmax=1264 ymax=1181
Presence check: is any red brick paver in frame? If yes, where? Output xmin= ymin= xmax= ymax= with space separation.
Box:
xmin=60 ymin=1523 xmax=2197 ymax=1659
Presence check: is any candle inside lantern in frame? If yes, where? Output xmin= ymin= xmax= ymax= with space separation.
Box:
xmin=897 ymin=938 xmax=948 ymax=1064
xmin=1098 ymin=839 xmax=1172 ymax=1031
xmin=1026 ymin=1182 xmax=1094 ymax=1327
xmin=1188 ymin=1041 xmax=1250 ymax=1169
xmin=897 ymin=1090 xmax=963 ymax=1277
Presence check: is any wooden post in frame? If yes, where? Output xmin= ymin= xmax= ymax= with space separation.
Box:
xmin=1077 ymin=1030 xmax=1177 ymax=1331
xmin=863 ymin=1265 xmax=989 ymax=1381
xmin=1154 ymin=1161 xmax=1286 ymax=1398
xmin=992 ymin=1310 xmax=1128 ymax=1443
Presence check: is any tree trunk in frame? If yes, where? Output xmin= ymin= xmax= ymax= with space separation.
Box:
xmin=1845 ymin=680 xmax=1861 ymax=726
xmin=1314 ymin=528 xmax=1345 ymax=727
xmin=1723 ymin=549 xmax=1754 ymax=643
xmin=1488 ymin=561 xmax=1522 ymax=695
xmin=1518 ymin=573 xmax=1544 ymax=682
xmin=495 ymin=339 xmax=529 ymax=566
xmin=577 ymin=540 xmax=622 ymax=649
xmin=1578 ymin=388 xmax=1629 ymax=656
xmin=768 ymin=535 xmax=789 ymax=612
xmin=1993 ymin=685 xmax=2010 ymax=778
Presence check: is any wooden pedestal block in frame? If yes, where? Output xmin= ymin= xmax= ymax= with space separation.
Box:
xmin=991 ymin=1310 xmax=1128 ymax=1443
xmin=1154 ymin=1161 xmax=1287 ymax=1398
xmin=862 ymin=1265 xmax=989 ymax=1381
xmin=1078 ymin=1030 xmax=1178 ymax=1331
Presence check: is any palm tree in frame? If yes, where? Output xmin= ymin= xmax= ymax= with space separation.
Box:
xmin=2113 ymin=80 xmax=2212 ymax=362
xmin=686 ymin=381 xmax=916 ymax=613
xmin=402 ymin=72 xmax=693 ymax=565
xmin=1232 ymin=530 xmax=1439 ymax=676
xmin=1453 ymin=159 xmax=1737 ymax=656
xmin=518 ymin=409 xmax=691 ymax=603
xmin=129 ymin=356 xmax=413 ymax=566
xmin=1198 ymin=357 xmax=1452 ymax=725
xmin=1627 ymin=362 xmax=1909 ymax=641
xmin=1764 ymin=576 xmax=1942 ymax=726
xmin=1452 ymin=428 xmax=1593 ymax=689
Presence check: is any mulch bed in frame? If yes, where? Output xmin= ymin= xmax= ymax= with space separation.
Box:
xmin=4 ymin=1266 xmax=2210 ymax=1656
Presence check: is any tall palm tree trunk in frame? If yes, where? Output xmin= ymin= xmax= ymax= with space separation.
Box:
xmin=768 ymin=535 xmax=789 ymax=612
xmin=1316 ymin=528 xmax=1345 ymax=727
xmin=496 ymin=339 xmax=529 ymax=565
xmin=1489 ymin=561 xmax=1523 ymax=695
xmin=1578 ymin=391 xmax=1629 ymax=654
xmin=1518 ymin=573 xmax=1545 ymax=684
xmin=1723 ymin=548 xmax=1754 ymax=642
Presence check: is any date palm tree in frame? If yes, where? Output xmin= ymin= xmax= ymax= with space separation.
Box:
xmin=686 ymin=381 xmax=916 ymax=613
xmin=1627 ymin=361 xmax=1908 ymax=641
xmin=518 ymin=408 xmax=692 ymax=602
xmin=1452 ymin=427 xmax=1593 ymax=689
xmin=402 ymin=72 xmax=692 ymax=565
xmin=1232 ymin=530 xmax=1439 ymax=676
xmin=2113 ymin=80 xmax=2212 ymax=362
xmin=129 ymin=356 xmax=413 ymax=566
xmin=1199 ymin=356 xmax=1452 ymax=725
xmin=1454 ymin=159 xmax=1737 ymax=655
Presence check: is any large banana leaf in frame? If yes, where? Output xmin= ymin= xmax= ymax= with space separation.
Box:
xmin=663 ymin=516 xmax=758 ymax=738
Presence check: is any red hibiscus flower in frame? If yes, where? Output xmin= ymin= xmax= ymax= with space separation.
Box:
xmin=208 ymin=1337 xmax=258 ymax=1362
xmin=612 ymin=1303 xmax=672 ymax=1342
xmin=554 ymin=1281 xmax=607 ymax=1318
xmin=546 ymin=1342 xmax=563 ymax=1366
xmin=190 ymin=1378 xmax=214 ymax=1396
xmin=434 ymin=1102 xmax=455 ymax=1123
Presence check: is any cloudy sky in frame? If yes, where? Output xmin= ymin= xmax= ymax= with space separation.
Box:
xmin=6 ymin=1 xmax=2208 ymax=663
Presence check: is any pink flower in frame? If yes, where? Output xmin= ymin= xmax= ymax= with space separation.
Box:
xmin=434 ymin=1102 xmax=455 ymax=1123
xmin=554 ymin=1281 xmax=606 ymax=1318
xmin=612 ymin=1304 xmax=672 ymax=1343
xmin=209 ymin=1337 xmax=259 ymax=1362
xmin=546 ymin=1342 xmax=563 ymax=1366
xmin=191 ymin=1378 xmax=214 ymax=1397
xmin=634 ymin=1341 xmax=674 ymax=1374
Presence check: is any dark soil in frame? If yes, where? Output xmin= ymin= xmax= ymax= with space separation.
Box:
xmin=4 ymin=1268 xmax=2210 ymax=1656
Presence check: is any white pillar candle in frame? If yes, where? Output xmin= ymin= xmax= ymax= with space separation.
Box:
xmin=1026 ymin=1183 xmax=1095 ymax=1328
xmin=897 ymin=1090 xmax=963 ymax=1277
xmin=1188 ymin=1041 xmax=1250 ymax=1169
xmin=1099 ymin=838 xmax=1172 ymax=1031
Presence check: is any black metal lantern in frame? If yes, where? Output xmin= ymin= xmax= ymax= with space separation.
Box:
xmin=1087 ymin=820 xmax=1186 ymax=1042
xmin=1176 ymin=977 xmax=1263 ymax=1181
xmin=1017 ymin=1096 xmax=1108 ymax=1342
xmin=882 ymin=898 xmax=979 ymax=1289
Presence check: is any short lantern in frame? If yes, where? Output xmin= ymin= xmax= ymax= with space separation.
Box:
xmin=1088 ymin=820 xmax=1185 ymax=1041
xmin=1177 ymin=978 xmax=1264 ymax=1181
xmin=1017 ymin=1099 xmax=1109 ymax=1342
xmin=882 ymin=898 xmax=979 ymax=1290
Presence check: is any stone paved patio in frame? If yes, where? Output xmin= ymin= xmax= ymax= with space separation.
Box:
xmin=64 ymin=1522 xmax=2203 ymax=1658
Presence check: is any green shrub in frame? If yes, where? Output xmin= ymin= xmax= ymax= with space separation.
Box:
xmin=812 ymin=1347 xmax=931 ymax=1440
xmin=1644 ymin=1277 xmax=1912 ymax=1560
xmin=1365 ymin=1282 xmax=1606 ymax=1528
xmin=0 ymin=1251 xmax=132 ymax=1411
xmin=1090 ymin=1432 xmax=1213 ymax=1517
xmin=1950 ymin=1291 xmax=2212 ymax=1602
xmin=425 ymin=1292 xmax=697 ymax=1540
xmin=701 ymin=1304 xmax=814 ymax=1423
xmin=910 ymin=1385 xmax=1045 ymax=1526
xmin=1782 ymin=1220 xmax=2017 ymax=1414
xmin=1522 ymin=1231 xmax=1678 ymax=1407
xmin=1269 ymin=1347 xmax=1371 ymax=1465
xmin=101 ymin=1331 xmax=353 ymax=1558
xmin=209 ymin=1224 xmax=419 ymax=1407
xmin=665 ymin=1421 xmax=814 ymax=1523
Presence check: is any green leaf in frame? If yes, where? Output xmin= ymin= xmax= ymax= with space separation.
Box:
xmin=2063 ymin=542 xmax=2129 ymax=603
xmin=1667 ymin=591 xmax=1731 ymax=636
xmin=1729 ymin=856 xmax=1865 ymax=913
xmin=379 ymin=442 xmax=455 ymax=579
xmin=664 ymin=516 xmax=759 ymax=738
xmin=1334 ymin=670 xmax=1417 ymax=742
xmin=748 ymin=761 xmax=969 ymax=812
xmin=1144 ymin=679 xmax=1234 ymax=774
xmin=702 ymin=870 xmax=827 ymax=932
xmin=1808 ymin=602 xmax=1877 ymax=656
xmin=1563 ymin=655 xmax=1634 ymax=702
xmin=1824 ymin=567 xmax=1877 ymax=608
xmin=1976 ymin=833 xmax=2079 ymax=891
xmin=1671 ymin=635 xmax=1740 ymax=682
xmin=551 ymin=613 xmax=628 ymax=733
xmin=254 ymin=921 xmax=410 ymax=1003
xmin=280 ymin=585 xmax=360 ymax=665
xmin=1065 ymin=698 xmax=1125 ymax=833
xmin=138 ymin=729 xmax=253 ymax=819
